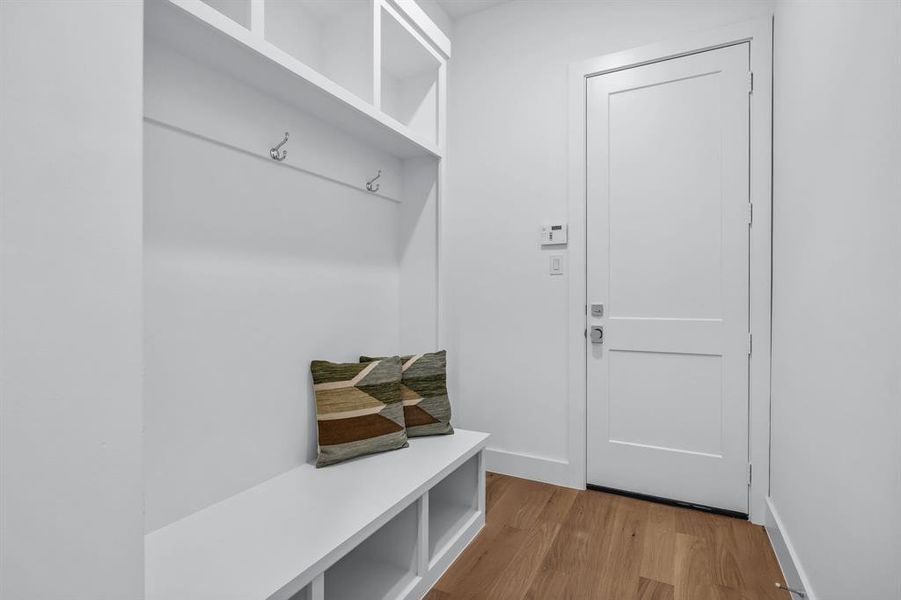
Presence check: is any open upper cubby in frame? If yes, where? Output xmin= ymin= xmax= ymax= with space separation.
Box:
xmin=324 ymin=502 xmax=419 ymax=600
xmin=145 ymin=0 xmax=443 ymax=159
xmin=199 ymin=0 xmax=250 ymax=28
xmin=380 ymin=6 xmax=441 ymax=145
xmin=265 ymin=0 xmax=374 ymax=103
xmin=428 ymin=455 xmax=479 ymax=563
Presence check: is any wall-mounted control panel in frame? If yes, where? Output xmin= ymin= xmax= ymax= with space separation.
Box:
xmin=540 ymin=223 xmax=568 ymax=246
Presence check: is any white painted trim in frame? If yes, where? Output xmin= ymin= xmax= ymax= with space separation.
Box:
xmin=416 ymin=492 xmax=429 ymax=577
xmin=567 ymin=16 xmax=774 ymax=523
xmin=310 ymin=573 xmax=324 ymax=600
xmin=380 ymin=0 xmax=446 ymax=65
xmin=766 ymin=497 xmax=818 ymax=600
xmin=373 ymin=0 xmax=383 ymax=110
xmin=389 ymin=0 xmax=451 ymax=59
xmin=436 ymin=60 xmax=447 ymax=349
xmin=484 ymin=448 xmax=578 ymax=489
xmin=249 ymin=0 xmax=264 ymax=38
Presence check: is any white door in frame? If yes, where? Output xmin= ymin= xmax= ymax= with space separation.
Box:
xmin=586 ymin=43 xmax=751 ymax=514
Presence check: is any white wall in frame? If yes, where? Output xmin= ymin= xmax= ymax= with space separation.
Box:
xmin=400 ymin=156 xmax=440 ymax=351
xmin=445 ymin=0 xmax=775 ymax=485
xmin=0 ymin=2 xmax=144 ymax=599
xmin=143 ymin=45 xmax=438 ymax=531
xmin=769 ymin=2 xmax=901 ymax=598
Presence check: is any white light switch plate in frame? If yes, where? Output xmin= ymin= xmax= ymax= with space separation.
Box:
xmin=549 ymin=255 xmax=564 ymax=276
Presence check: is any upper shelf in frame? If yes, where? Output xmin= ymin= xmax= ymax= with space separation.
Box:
xmin=145 ymin=0 xmax=444 ymax=160
xmin=380 ymin=2 xmax=442 ymax=145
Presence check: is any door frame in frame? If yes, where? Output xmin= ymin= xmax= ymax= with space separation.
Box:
xmin=566 ymin=16 xmax=773 ymax=524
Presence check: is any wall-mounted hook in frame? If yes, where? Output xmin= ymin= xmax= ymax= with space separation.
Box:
xmin=270 ymin=132 xmax=289 ymax=162
xmin=366 ymin=170 xmax=382 ymax=193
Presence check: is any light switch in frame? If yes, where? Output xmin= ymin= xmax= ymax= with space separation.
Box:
xmin=549 ymin=255 xmax=564 ymax=276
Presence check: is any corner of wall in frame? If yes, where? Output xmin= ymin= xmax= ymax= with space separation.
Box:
xmin=765 ymin=498 xmax=817 ymax=600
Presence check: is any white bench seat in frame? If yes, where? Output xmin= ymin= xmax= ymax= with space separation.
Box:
xmin=145 ymin=429 xmax=489 ymax=600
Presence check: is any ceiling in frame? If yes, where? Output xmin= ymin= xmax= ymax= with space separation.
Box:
xmin=435 ymin=0 xmax=510 ymax=20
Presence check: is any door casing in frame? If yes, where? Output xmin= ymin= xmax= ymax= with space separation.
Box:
xmin=566 ymin=16 xmax=773 ymax=524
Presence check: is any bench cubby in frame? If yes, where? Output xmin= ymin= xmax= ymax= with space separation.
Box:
xmin=324 ymin=502 xmax=419 ymax=600
xmin=428 ymin=454 xmax=480 ymax=564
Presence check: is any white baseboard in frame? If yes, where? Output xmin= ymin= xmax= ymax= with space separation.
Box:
xmin=484 ymin=448 xmax=578 ymax=489
xmin=765 ymin=497 xmax=817 ymax=600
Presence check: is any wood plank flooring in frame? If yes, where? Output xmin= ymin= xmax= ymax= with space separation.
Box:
xmin=426 ymin=473 xmax=786 ymax=600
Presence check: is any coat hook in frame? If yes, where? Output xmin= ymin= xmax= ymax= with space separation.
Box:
xmin=270 ymin=132 xmax=289 ymax=162
xmin=366 ymin=170 xmax=382 ymax=193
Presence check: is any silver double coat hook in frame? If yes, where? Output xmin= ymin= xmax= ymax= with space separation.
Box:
xmin=269 ymin=132 xmax=289 ymax=161
xmin=366 ymin=170 xmax=382 ymax=193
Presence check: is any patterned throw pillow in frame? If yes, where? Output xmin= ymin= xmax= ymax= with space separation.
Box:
xmin=360 ymin=351 xmax=453 ymax=438
xmin=310 ymin=356 xmax=408 ymax=467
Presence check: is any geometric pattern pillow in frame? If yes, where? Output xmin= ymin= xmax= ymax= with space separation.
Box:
xmin=360 ymin=350 xmax=453 ymax=438
xmin=310 ymin=356 xmax=408 ymax=467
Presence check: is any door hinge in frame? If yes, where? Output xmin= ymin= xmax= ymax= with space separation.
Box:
xmin=748 ymin=71 xmax=754 ymax=94
xmin=747 ymin=463 xmax=753 ymax=486
xmin=747 ymin=202 xmax=753 ymax=225
xmin=747 ymin=333 xmax=753 ymax=355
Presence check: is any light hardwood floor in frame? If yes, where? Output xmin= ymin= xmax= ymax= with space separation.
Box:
xmin=426 ymin=473 xmax=787 ymax=600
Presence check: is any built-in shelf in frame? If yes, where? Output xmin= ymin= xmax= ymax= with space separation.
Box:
xmin=145 ymin=0 xmax=443 ymax=159
xmin=144 ymin=430 xmax=488 ymax=600
xmin=266 ymin=0 xmax=373 ymax=103
xmin=429 ymin=499 xmax=479 ymax=564
xmin=324 ymin=503 xmax=419 ymax=600
xmin=428 ymin=455 xmax=480 ymax=562
xmin=380 ymin=4 xmax=441 ymax=145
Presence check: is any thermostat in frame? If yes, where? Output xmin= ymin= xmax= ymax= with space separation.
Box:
xmin=540 ymin=223 xmax=568 ymax=246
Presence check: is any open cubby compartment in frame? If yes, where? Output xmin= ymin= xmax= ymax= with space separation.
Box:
xmin=324 ymin=502 xmax=419 ymax=600
xmin=379 ymin=6 xmax=441 ymax=144
xmin=199 ymin=0 xmax=251 ymax=28
xmin=287 ymin=582 xmax=315 ymax=600
xmin=428 ymin=454 xmax=480 ymax=562
xmin=264 ymin=0 xmax=374 ymax=103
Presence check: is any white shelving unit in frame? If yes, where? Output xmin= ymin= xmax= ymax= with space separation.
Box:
xmin=265 ymin=0 xmax=374 ymax=103
xmin=427 ymin=454 xmax=481 ymax=564
xmin=145 ymin=431 xmax=489 ymax=600
xmin=143 ymin=4 xmax=461 ymax=596
xmin=379 ymin=3 xmax=442 ymax=145
xmin=145 ymin=0 xmax=447 ymax=159
xmin=323 ymin=503 xmax=419 ymax=600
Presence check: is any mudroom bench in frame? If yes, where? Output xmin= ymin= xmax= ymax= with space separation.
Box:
xmin=145 ymin=429 xmax=489 ymax=600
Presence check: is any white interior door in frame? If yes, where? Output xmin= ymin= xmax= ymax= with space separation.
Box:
xmin=586 ymin=43 xmax=751 ymax=514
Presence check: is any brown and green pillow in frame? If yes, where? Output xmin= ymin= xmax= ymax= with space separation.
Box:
xmin=360 ymin=350 xmax=453 ymax=437
xmin=310 ymin=356 xmax=408 ymax=467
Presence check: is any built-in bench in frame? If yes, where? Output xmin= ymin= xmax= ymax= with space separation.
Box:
xmin=145 ymin=429 xmax=490 ymax=600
